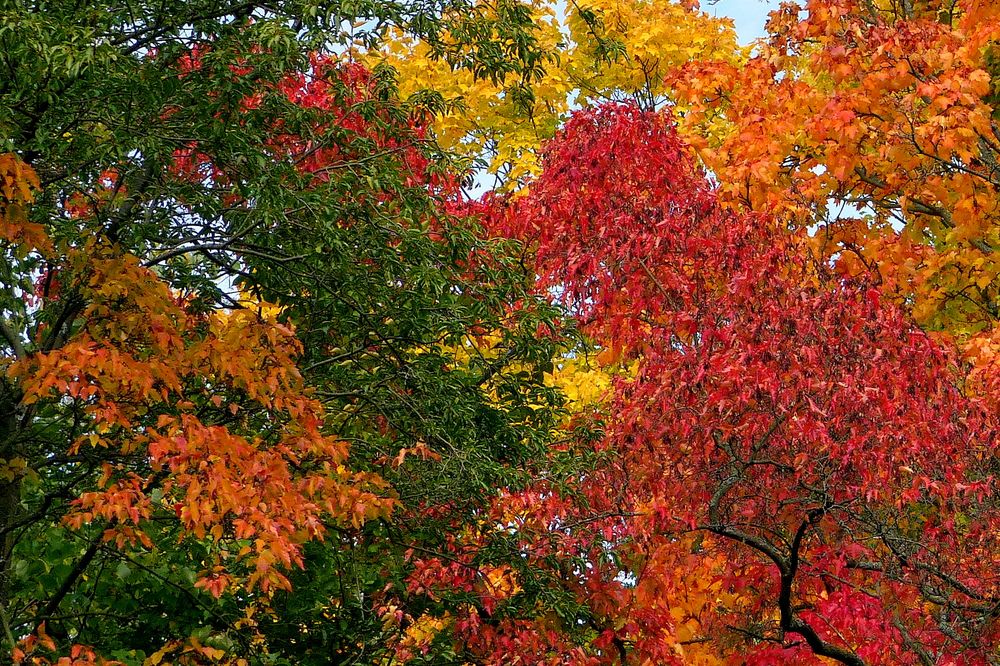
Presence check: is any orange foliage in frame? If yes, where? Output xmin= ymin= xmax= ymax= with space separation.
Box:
xmin=5 ymin=159 xmax=393 ymax=603
xmin=672 ymin=0 xmax=1000 ymax=389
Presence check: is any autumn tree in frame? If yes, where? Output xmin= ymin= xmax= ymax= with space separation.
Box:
xmin=462 ymin=105 xmax=1000 ymax=665
xmin=8 ymin=1 xmax=1000 ymax=665
xmin=671 ymin=0 xmax=1000 ymax=394
xmin=366 ymin=0 xmax=740 ymax=184
xmin=0 ymin=1 xmax=572 ymax=663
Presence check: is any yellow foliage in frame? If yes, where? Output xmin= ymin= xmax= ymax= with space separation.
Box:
xmin=481 ymin=563 xmax=522 ymax=599
xmin=365 ymin=0 xmax=739 ymax=186
xmin=378 ymin=610 xmax=453 ymax=664
xmin=545 ymin=357 xmax=612 ymax=409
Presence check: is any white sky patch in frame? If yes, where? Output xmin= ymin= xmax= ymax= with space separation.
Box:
xmin=707 ymin=0 xmax=777 ymax=44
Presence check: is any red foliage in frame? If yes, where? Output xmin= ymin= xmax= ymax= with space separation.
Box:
xmin=480 ymin=105 xmax=1000 ymax=665
xmin=168 ymin=53 xmax=457 ymax=201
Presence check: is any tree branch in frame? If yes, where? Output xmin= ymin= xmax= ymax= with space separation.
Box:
xmin=0 ymin=319 xmax=25 ymax=360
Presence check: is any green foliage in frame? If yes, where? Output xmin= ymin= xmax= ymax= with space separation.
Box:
xmin=0 ymin=0 xmax=575 ymax=663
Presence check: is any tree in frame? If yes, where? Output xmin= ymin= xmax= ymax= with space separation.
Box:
xmin=472 ymin=104 xmax=1000 ymax=665
xmin=671 ymin=0 xmax=1000 ymax=391
xmin=0 ymin=2 xmax=570 ymax=663
xmin=8 ymin=2 xmax=1000 ymax=664
xmin=366 ymin=0 xmax=739 ymax=185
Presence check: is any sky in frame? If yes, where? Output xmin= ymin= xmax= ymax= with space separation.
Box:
xmin=707 ymin=0 xmax=777 ymax=43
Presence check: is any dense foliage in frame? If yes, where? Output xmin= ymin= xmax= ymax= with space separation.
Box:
xmin=0 ymin=1 xmax=570 ymax=663
xmin=3 ymin=1 xmax=1000 ymax=665
xmin=486 ymin=105 xmax=1000 ymax=665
